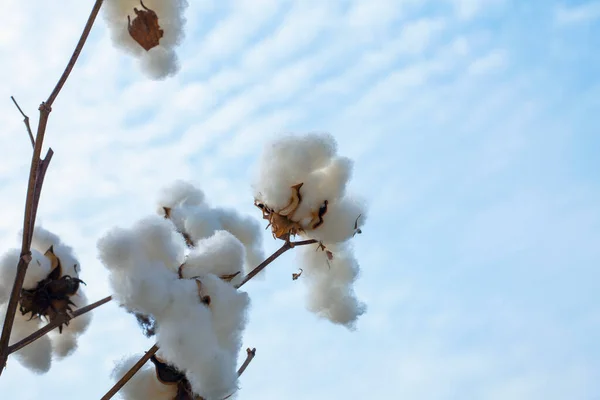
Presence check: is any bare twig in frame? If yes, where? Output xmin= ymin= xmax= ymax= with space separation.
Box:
xmin=0 ymin=0 xmax=105 ymax=375
xmin=10 ymin=96 xmax=34 ymax=147
xmin=236 ymin=239 xmax=317 ymax=289
xmin=7 ymin=295 xmax=112 ymax=354
xmin=101 ymin=344 xmax=159 ymax=400
xmin=237 ymin=347 xmax=256 ymax=376
xmin=102 ymin=238 xmax=317 ymax=398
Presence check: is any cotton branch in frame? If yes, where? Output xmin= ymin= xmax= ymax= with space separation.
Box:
xmin=0 ymin=0 xmax=105 ymax=375
xmin=10 ymin=96 xmax=34 ymax=147
xmin=237 ymin=347 xmax=256 ymax=377
xmin=101 ymin=238 xmax=317 ymax=399
xmin=7 ymin=295 xmax=112 ymax=355
xmin=100 ymin=344 xmax=159 ymax=400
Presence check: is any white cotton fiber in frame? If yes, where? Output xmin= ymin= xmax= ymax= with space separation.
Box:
xmin=197 ymin=274 xmax=250 ymax=357
xmin=135 ymin=216 xmax=186 ymax=270
xmin=184 ymin=206 xmax=221 ymax=243
xmin=297 ymin=243 xmax=366 ymax=329
xmin=49 ymin=289 xmax=92 ymax=359
xmin=157 ymin=180 xmax=206 ymax=210
xmin=113 ymin=354 xmax=177 ymax=400
xmin=304 ymin=196 xmax=367 ymax=245
xmin=1 ymin=307 xmax=52 ymax=373
xmin=253 ymin=132 xmax=339 ymax=210
xmin=31 ymin=226 xmax=81 ymax=278
xmin=156 ymin=279 xmax=239 ymax=400
xmin=0 ymin=249 xmax=52 ymax=301
xmin=157 ymin=181 xmax=266 ymax=274
xmin=215 ymin=209 xmax=265 ymax=274
xmin=182 ymin=231 xmax=245 ymax=284
xmin=103 ymin=0 xmax=189 ymax=80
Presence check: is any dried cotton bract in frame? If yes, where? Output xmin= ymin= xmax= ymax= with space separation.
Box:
xmin=253 ymin=133 xmax=367 ymax=328
xmin=103 ymin=0 xmax=188 ymax=79
xmin=98 ymin=216 xmax=250 ymax=400
xmin=0 ymin=227 xmax=91 ymax=372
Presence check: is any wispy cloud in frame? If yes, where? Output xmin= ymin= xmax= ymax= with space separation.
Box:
xmin=0 ymin=0 xmax=598 ymax=399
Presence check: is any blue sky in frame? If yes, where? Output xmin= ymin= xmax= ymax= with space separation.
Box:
xmin=0 ymin=0 xmax=599 ymax=399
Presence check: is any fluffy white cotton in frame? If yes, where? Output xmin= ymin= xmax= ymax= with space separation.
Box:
xmin=297 ymin=243 xmax=366 ymax=329
xmin=113 ymin=354 xmax=177 ymax=400
xmin=0 ymin=307 xmax=52 ymax=373
xmin=156 ymin=278 xmax=239 ymax=400
xmin=0 ymin=249 xmax=52 ymax=302
xmin=215 ymin=209 xmax=265 ymax=274
xmin=197 ymin=274 xmax=250 ymax=357
xmin=31 ymin=226 xmax=81 ymax=278
xmin=253 ymin=133 xmax=366 ymax=243
xmin=253 ymin=132 xmax=339 ymax=209
xmin=157 ymin=181 xmax=265 ymax=274
xmin=0 ymin=226 xmax=91 ymax=371
xmin=157 ymin=180 xmax=206 ymax=210
xmin=103 ymin=0 xmax=188 ymax=79
xmin=135 ymin=216 xmax=186 ymax=270
xmin=49 ymin=290 xmax=92 ymax=359
xmin=99 ymin=216 xmax=250 ymax=399
xmin=182 ymin=231 xmax=245 ymax=285
xmin=304 ymin=196 xmax=367 ymax=245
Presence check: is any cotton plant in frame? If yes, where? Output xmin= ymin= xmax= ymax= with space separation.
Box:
xmin=103 ymin=0 xmax=189 ymax=79
xmin=253 ymin=132 xmax=367 ymax=328
xmin=0 ymin=227 xmax=91 ymax=372
xmin=98 ymin=215 xmax=250 ymax=400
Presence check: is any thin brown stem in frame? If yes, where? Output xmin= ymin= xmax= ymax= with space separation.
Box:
xmin=10 ymin=96 xmax=34 ymax=147
xmin=236 ymin=239 xmax=317 ymax=289
xmin=46 ymin=0 xmax=105 ymax=107
xmin=0 ymin=0 xmax=105 ymax=375
xmin=7 ymin=296 xmax=112 ymax=354
xmin=237 ymin=347 xmax=256 ymax=376
xmin=101 ymin=344 xmax=159 ymax=400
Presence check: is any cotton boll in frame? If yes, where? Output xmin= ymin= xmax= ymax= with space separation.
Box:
xmin=197 ymin=274 xmax=250 ymax=356
xmin=156 ymin=279 xmax=238 ymax=400
xmin=253 ymin=133 xmax=338 ymax=208
xmin=157 ymin=180 xmax=205 ymax=210
xmin=139 ymin=46 xmax=179 ymax=80
xmin=103 ymin=0 xmax=189 ymax=79
xmin=182 ymin=231 xmax=245 ymax=282
xmin=134 ymin=216 xmax=186 ymax=269
xmin=113 ymin=355 xmax=177 ymax=400
xmin=2 ymin=308 xmax=52 ymax=373
xmin=305 ymin=196 xmax=367 ymax=245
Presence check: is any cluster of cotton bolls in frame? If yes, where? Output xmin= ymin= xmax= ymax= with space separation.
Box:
xmin=103 ymin=0 xmax=188 ymax=79
xmin=98 ymin=214 xmax=250 ymax=400
xmin=157 ymin=180 xmax=265 ymax=281
xmin=253 ymin=132 xmax=367 ymax=328
xmin=0 ymin=227 xmax=91 ymax=373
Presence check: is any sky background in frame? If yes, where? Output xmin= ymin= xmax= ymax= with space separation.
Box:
xmin=0 ymin=0 xmax=599 ymax=399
